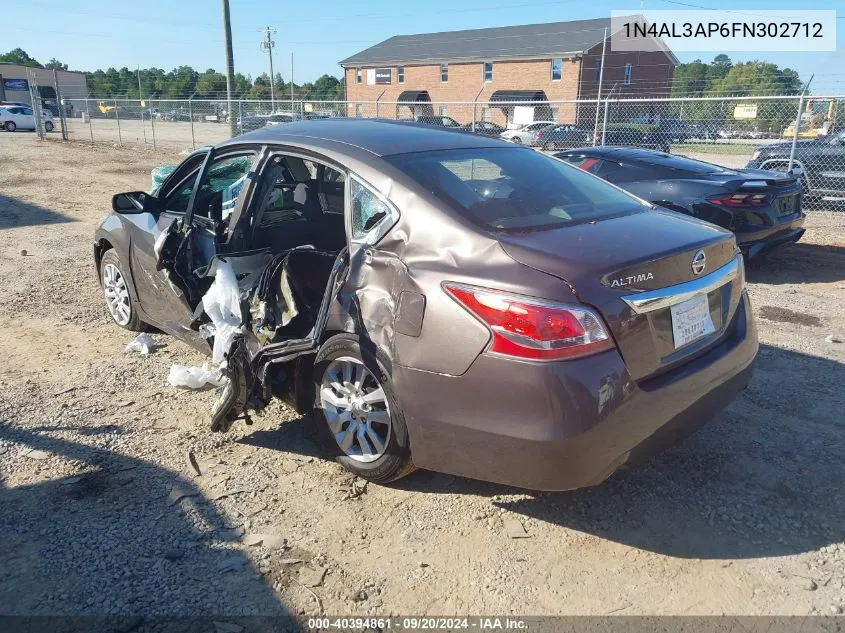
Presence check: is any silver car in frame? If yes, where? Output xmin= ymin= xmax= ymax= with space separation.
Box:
xmin=499 ymin=121 xmax=555 ymax=145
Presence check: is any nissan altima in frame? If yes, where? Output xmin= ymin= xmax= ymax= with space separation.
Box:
xmin=94 ymin=119 xmax=758 ymax=491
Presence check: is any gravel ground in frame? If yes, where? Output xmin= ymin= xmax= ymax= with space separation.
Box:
xmin=1 ymin=133 xmax=844 ymax=619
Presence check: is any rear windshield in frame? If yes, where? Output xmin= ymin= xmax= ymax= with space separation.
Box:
xmin=386 ymin=147 xmax=645 ymax=232
xmin=632 ymin=152 xmax=730 ymax=174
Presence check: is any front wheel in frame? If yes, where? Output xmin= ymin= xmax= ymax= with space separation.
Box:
xmin=544 ymin=141 xmax=556 ymax=151
xmin=100 ymin=250 xmax=142 ymax=331
xmin=44 ymin=121 xmax=54 ymax=132
xmin=511 ymin=137 xmax=523 ymax=145
xmin=5 ymin=121 xmax=16 ymax=132
xmin=313 ymin=334 xmax=414 ymax=484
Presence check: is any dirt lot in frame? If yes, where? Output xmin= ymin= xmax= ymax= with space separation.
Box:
xmin=1 ymin=133 xmax=845 ymax=620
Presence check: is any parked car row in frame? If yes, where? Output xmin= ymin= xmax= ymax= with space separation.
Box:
xmin=237 ymin=111 xmax=334 ymax=134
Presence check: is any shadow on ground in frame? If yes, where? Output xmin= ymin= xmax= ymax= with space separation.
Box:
xmin=747 ymin=242 xmax=845 ymax=284
xmin=0 ymin=194 xmax=75 ymax=230
xmin=0 ymin=425 xmax=304 ymax=631
xmin=394 ymin=344 xmax=845 ymax=561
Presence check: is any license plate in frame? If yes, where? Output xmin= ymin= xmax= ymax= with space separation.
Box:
xmin=775 ymin=194 xmax=798 ymax=216
xmin=670 ymin=294 xmax=716 ymax=348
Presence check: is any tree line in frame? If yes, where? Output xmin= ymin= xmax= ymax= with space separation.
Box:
xmin=2 ymin=49 xmax=803 ymax=104
xmin=0 ymin=48 xmax=344 ymax=100
xmin=668 ymin=55 xmax=804 ymax=132
xmin=671 ymin=54 xmax=802 ymax=97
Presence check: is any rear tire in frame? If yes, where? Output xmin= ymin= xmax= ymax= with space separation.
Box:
xmin=100 ymin=249 xmax=143 ymax=331
xmin=544 ymin=141 xmax=555 ymax=151
xmin=44 ymin=121 xmax=54 ymax=133
xmin=312 ymin=334 xmax=414 ymax=484
xmin=512 ymin=137 xmax=523 ymax=145
xmin=5 ymin=121 xmax=16 ymax=132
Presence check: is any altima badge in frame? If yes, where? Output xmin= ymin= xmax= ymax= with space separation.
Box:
xmin=610 ymin=273 xmax=654 ymax=288
xmin=692 ymin=249 xmax=706 ymax=275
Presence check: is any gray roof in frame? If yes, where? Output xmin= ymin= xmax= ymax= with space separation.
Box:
xmin=220 ymin=118 xmax=515 ymax=157
xmin=341 ymin=17 xmax=631 ymax=66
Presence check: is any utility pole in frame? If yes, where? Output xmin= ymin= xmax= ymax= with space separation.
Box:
xmin=260 ymin=26 xmax=276 ymax=111
xmin=290 ymin=52 xmax=294 ymax=113
xmin=221 ymin=0 xmax=237 ymax=137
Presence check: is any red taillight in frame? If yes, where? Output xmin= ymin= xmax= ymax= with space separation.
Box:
xmin=708 ymin=192 xmax=768 ymax=208
xmin=443 ymin=283 xmax=614 ymax=361
xmin=535 ymin=131 xmax=544 ymax=139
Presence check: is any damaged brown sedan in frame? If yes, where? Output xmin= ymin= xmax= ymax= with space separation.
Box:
xmin=94 ymin=119 xmax=758 ymax=490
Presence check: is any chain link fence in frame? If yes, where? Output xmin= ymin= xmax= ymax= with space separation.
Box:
xmin=32 ymin=92 xmax=845 ymax=213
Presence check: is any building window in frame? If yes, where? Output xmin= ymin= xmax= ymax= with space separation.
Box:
xmin=440 ymin=63 xmax=448 ymax=83
xmin=356 ymin=68 xmax=362 ymax=84
xmin=397 ymin=66 xmax=405 ymax=84
xmin=551 ymin=58 xmax=562 ymax=81
xmin=483 ymin=61 xmax=493 ymax=83
xmin=594 ymin=59 xmax=602 ymax=82
xmin=439 ymin=105 xmax=448 ymax=116
xmin=355 ymin=103 xmax=363 ymax=118
xmin=624 ymin=63 xmax=633 ymax=85
xmin=482 ymin=107 xmax=492 ymax=122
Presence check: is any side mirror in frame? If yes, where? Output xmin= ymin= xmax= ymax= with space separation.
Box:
xmin=112 ymin=191 xmax=160 ymax=214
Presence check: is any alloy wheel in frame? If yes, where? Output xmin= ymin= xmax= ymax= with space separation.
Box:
xmin=102 ymin=263 xmax=132 ymax=326
xmin=319 ymin=356 xmax=392 ymax=463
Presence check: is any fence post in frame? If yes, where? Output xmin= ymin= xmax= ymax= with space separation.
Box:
xmin=52 ymin=69 xmax=68 ymax=140
xmin=114 ymin=98 xmax=122 ymax=145
xmin=26 ymin=69 xmax=45 ymax=140
xmin=150 ymin=103 xmax=157 ymax=151
xmin=600 ymin=95 xmax=614 ymax=146
xmin=188 ymin=94 xmax=195 ymax=149
xmin=86 ymin=96 xmax=94 ymax=144
xmin=788 ymin=77 xmax=813 ymax=172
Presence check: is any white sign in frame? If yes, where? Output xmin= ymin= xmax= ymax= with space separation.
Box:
xmin=513 ymin=106 xmax=535 ymax=126
xmin=366 ymin=69 xmax=376 ymax=85
xmin=734 ymin=104 xmax=758 ymax=120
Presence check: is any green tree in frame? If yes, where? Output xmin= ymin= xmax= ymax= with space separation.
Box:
xmin=44 ymin=58 xmax=68 ymax=71
xmin=249 ymin=73 xmax=272 ymax=100
xmin=196 ymin=69 xmax=227 ymax=97
xmin=0 ymin=48 xmax=42 ymax=67
xmin=311 ymin=74 xmax=342 ymax=99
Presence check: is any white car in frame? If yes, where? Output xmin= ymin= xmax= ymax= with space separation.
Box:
xmin=499 ymin=121 xmax=556 ymax=145
xmin=0 ymin=106 xmax=55 ymax=132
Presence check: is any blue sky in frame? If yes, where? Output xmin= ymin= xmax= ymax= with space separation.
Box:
xmin=6 ymin=0 xmax=844 ymax=92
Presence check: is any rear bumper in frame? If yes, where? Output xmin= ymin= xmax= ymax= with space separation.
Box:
xmin=735 ymin=214 xmax=805 ymax=259
xmin=395 ymin=291 xmax=758 ymax=491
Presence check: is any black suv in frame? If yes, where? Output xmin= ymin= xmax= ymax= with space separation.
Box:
xmin=746 ymin=129 xmax=845 ymax=200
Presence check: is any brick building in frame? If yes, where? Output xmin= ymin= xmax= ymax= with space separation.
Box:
xmin=339 ymin=16 xmax=677 ymax=126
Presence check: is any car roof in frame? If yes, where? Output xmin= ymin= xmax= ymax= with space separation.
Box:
xmin=558 ymin=146 xmax=670 ymax=160
xmin=218 ymin=117 xmax=513 ymax=157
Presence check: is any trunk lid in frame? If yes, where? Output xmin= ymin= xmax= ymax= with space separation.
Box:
xmin=498 ymin=208 xmax=742 ymax=381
